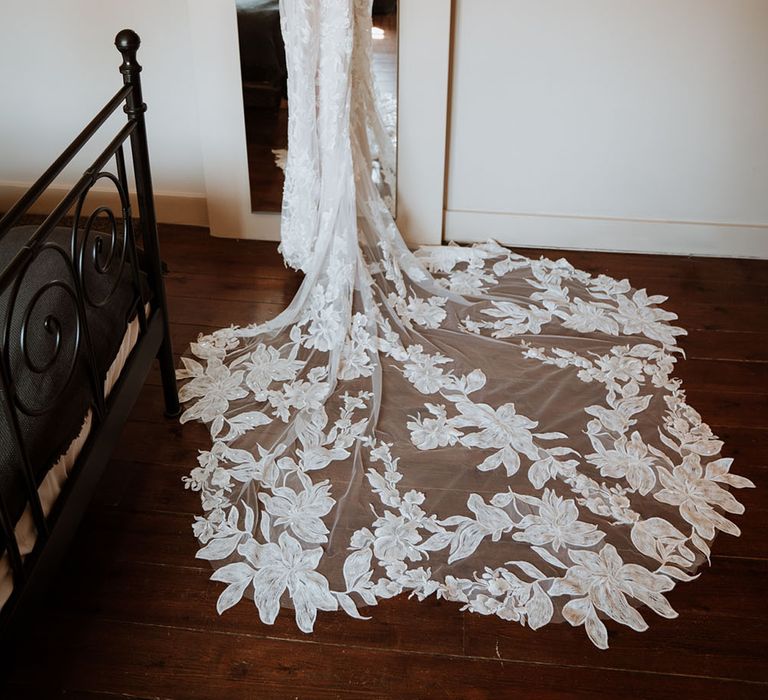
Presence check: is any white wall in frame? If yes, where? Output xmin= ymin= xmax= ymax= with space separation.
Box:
xmin=445 ymin=0 xmax=768 ymax=257
xmin=5 ymin=0 xmax=766 ymax=256
xmin=0 ymin=0 xmax=208 ymax=225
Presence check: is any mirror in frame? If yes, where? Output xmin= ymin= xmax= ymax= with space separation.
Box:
xmin=235 ymin=0 xmax=399 ymax=215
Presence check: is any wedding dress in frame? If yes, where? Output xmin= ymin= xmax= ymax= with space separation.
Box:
xmin=177 ymin=0 xmax=753 ymax=649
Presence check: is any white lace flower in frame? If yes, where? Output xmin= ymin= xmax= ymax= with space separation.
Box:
xmin=372 ymin=511 xmax=423 ymax=563
xmin=414 ymin=242 xmax=481 ymax=273
xmin=530 ymin=283 xmax=570 ymax=307
xmin=303 ymin=284 xmax=345 ymax=352
xmin=470 ymin=568 xmax=554 ymax=629
xmin=397 ymin=566 xmax=441 ymax=599
xmin=466 ymin=593 xmax=501 ymax=615
xmin=454 ymin=401 xmax=539 ymax=456
xmin=259 ymin=481 xmax=335 ymax=544
xmin=440 ymin=494 xmax=515 ymax=563
xmin=587 ymin=431 xmax=658 ymax=495
xmin=512 ymin=490 xmax=605 ymax=550
xmin=185 ymin=327 xmax=240 ymax=362
xmin=239 ymin=532 xmax=338 ymax=632
xmin=184 ymin=441 xmax=227 ymax=492
xmin=405 ymin=295 xmax=447 ymax=329
xmin=550 ymin=543 xmax=676 ymax=648
xmin=585 ymin=394 xmax=652 ymax=435
xmin=306 ymin=308 xmax=344 ymax=351
xmin=179 ymin=359 xmax=248 ymax=424
xmin=201 ymin=488 xmax=229 ymax=512
xmin=444 ymin=258 xmax=497 ymax=295
xmin=530 ymin=258 xmax=575 ymax=286
xmin=277 ymin=373 xmax=329 ymax=418
xmin=439 ymin=575 xmax=472 ymax=603
xmin=241 ymin=345 xmax=303 ymax=398
xmin=407 ymin=403 xmax=462 ymax=450
xmin=339 ymin=313 xmax=375 ymax=379
xmin=555 ymin=298 xmax=619 ymax=335
xmin=267 ymin=390 xmax=293 ymax=422
xmin=460 ymin=317 xmax=484 ymax=334
xmin=630 ymin=517 xmax=693 ymax=565
xmin=478 ymin=567 xmax=526 ymax=598
xmin=654 ymin=454 xmax=746 ymax=539
xmin=588 ymin=274 xmax=631 ymax=298
xmin=662 ymin=400 xmax=723 ymax=456
xmin=594 ymin=349 xmax=646 ymax=384
xmin=192 ymin=510 xmax=224 ymax=544
xmin=481 ymin=301 xmax=551 ymax=336
xmin=402 ymin=346 xmax=452 ymax=394
xmin=611 ymin=289 xmax=684 ymax=346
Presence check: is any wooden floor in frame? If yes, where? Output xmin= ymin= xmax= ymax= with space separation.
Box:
xmin=2 ymin=225 xmax=767 ymax=699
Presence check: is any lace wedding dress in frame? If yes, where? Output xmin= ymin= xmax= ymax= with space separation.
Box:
xmin=177 ymin=0 xmax=753 ymax=649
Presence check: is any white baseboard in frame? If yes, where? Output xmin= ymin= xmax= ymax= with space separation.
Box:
xmin=209 ymin=211 xmax=282 ymax=241
xmin=0 ymin=181 xmax=209 ymax=228
xmin=445 ymin=209 xmax=768 ymax=259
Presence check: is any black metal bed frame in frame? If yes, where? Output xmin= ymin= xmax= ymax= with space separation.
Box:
xmin=0 ymin=29 xmax=179 ymax=636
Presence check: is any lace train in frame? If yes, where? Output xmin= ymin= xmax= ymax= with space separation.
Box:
xmin=177 ymin=0 xmax=753 ymax=649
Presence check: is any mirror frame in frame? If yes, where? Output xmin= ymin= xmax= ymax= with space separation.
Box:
xmin=187 ymin=0 xmax=450 ymax=245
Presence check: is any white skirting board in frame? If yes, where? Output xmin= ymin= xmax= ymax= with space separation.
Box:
xmin=0 ymin=181 xmax=210 ymax=228
xmin=444 ymin=210 xmax=768 ymax=259
xmin=6 ymin=179 xmax=767 ymax=259
xmin=204 ymin=211 xmax=282 ymax=240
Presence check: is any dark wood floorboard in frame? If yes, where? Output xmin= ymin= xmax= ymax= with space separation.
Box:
xmin=3 ymin=225 xmax=767 ymax=698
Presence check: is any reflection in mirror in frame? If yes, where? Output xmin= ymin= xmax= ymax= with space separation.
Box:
xmin=236 ymin=0 xmax=398 ymax=215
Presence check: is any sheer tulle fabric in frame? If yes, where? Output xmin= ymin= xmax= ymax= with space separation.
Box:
xmin=177 ymin=0 xmax=753 ymax=649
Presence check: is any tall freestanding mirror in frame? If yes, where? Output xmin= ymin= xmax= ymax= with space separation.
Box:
xmin=234 ymin=0 xmax=399 ymax=215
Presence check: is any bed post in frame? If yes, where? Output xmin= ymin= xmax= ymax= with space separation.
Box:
xmin=115 ymin=29 xmax=180 ymax=418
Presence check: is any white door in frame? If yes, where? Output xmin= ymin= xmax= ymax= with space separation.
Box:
xmin=441 ymin=0 xmax=768 ymax=258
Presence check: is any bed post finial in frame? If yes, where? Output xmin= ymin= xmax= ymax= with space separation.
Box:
xmin=115 ymin=30 xmax=144 ymax=119
xmin=115 ymin=28 xmax=141 ymax=70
